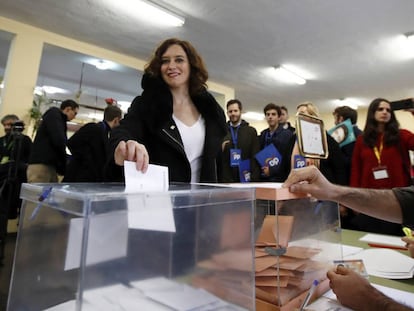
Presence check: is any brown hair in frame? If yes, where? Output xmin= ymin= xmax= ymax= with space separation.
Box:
xmin=145 ymin=38 xmax=208 ymax=96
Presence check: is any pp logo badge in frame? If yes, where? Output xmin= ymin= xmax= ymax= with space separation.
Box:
xmin=232 ymin=152 xmax=241 ymax=160
xmin=294 ymin=155 xmax=306 ymax=169
xmin=265 ymin=157 xmax=280 ymax=167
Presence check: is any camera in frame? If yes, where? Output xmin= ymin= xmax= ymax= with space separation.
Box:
xmin=11 ymin=121 xmax=25 ymax=134
xmin=390 ymin=98 xmax=414 ymax=111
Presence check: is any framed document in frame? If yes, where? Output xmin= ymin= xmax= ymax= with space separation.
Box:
xmin=295 ymin=113 xmax=328 ymax=159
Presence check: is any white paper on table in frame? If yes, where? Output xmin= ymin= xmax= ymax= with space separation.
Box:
xmin=127 ymin=192 xmax=176 ymax=232
xmin=132 ymin=277 xmax=221 ymax=311
xmin=64 ymin=212 xmax=128 ymax=270
xmin=359 ymin=233 xmax=407 ymax=249
xmin=345 ymin=248 xmax=414 ymax=279
xmin=124 ymin=161 xmax=169 ymax=193
xmin=307 ymin=296 xmax=353 ymax=310
xmin=342 ymin=244 xmax=364 ymax=257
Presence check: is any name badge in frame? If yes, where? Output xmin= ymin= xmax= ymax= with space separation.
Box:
xmin=230 ymin=148 xmax=241 ymax=167
xmin=293 ymin=155 xmax=306 ymax=169
xmin=372 ymin=166 xmax=389 ymax=180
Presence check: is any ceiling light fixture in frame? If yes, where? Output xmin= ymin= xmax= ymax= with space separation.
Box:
xmin=405 ymin=32 xmax=414 ymax=44
xmin=117 ymin=0 xmax=185 ymax=27
xmin=334 ymin=98 xmax=361 ymax=110
xmin=272 ymin=65 xmax=307 ymax=85
xmin=242 ymin=111 xmax=265 ymax=121
xmin=95 ymin=60 xmax=111 ymax=70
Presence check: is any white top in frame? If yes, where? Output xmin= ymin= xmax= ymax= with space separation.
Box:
xmin=172 ymin=114 xmax=206 ymax=183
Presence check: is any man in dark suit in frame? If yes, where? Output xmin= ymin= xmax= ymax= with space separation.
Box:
xmin=332 ymin=105 xmax=363 ymax=229
xmin=27 ymin=99 xmax=79 ymax=182
xmin=332 ymin=105 xmax=363 ymax=183
xmin=63 ymin=105 xmax=122 ymax=182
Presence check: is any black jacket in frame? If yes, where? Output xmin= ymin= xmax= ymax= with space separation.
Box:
xmin=258 ymin=124 xmax=294 ymax=182
xmin=106 ymin=74 xmax=227 ymax=183
xmin=0 ymin=133 xmax=32 ymax=164
xmin=63 ymin=121 xmax=111 ymax=182
xmin=29 ymin=107 xmax=68 ymax=175
xmin=220 ymin=120 xmax=260 ymax=182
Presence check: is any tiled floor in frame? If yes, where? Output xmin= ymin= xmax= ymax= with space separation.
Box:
xmin=0 ymin=232 xmax=16 ymax=311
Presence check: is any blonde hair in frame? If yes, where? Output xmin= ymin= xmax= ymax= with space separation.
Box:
xmin=296 ymin=101 xmax=319 ymax=117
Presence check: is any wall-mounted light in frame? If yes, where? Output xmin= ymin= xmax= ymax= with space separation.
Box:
xmin=272 ymin=65 xmax=307 ymax=85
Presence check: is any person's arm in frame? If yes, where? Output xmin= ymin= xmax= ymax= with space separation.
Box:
xmin=327 ymin=266 xmax=413 ymax=311
xmin=282 ymin=165 xmax=404 ymax=224
xmin=105 ymin=96 xmax=149 ymax=179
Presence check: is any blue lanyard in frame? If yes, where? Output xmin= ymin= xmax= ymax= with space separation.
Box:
xmin=230 ymin=125 xmax=240 ymax=148
xmin=265 ymin=130 xmax=274 ymax=145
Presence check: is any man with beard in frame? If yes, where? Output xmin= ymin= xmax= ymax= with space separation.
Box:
xmin=220 ymin=99 xmax=260 ymax=182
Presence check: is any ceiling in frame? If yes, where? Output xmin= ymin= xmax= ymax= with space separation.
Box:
xmin=1 ymin=0 xmax=414 ymax=121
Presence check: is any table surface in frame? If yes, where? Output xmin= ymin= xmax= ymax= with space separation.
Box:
xmin=341 ymin=229 xmax=414 ymax=292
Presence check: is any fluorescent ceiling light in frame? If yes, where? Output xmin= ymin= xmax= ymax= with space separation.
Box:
xmin=95 ymin=60 xmax=111 ymax=70
xmin=42 ymin=85 xmax=68 ymax=94
xmin=334 ymin=98 xmax=362 ymax=110
xmin=114 ymin=0 xmax=185 ymax=27
xmin=242 ymin=111 xmax=265 ymax=121
xmin=405 ymin=32 xmax=414 ymax=44
xmin=34 ymin=85 xmax=68 ymax=95
xmin=117 ymin=101 xmax=131 ymax=112
xmin=272 ymin=65 xmax=307 ymax=85
xmin=87 ymin=112 xmax=104 ymax=120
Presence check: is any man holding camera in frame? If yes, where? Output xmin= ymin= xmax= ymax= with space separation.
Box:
xmin=0 ymin=114 xmax=32 ymax=262
xmin=0 ymin=115 xmax=32 ymax=216
xmin=0 ymin=114 xmax=32 ymax=165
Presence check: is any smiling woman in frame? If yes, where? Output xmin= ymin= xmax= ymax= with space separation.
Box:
xmin=106 ymin=38 xmax=227 ymax=184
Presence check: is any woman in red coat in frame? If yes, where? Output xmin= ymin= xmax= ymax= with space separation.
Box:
xmin=350 ymin=98 xmax=414 ymax=235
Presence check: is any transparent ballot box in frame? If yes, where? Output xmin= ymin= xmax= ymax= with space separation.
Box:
xmin=253 ymin=184 xmax=342 ymax=311
xmin=8 ymin=183 xmax=256 ymax=311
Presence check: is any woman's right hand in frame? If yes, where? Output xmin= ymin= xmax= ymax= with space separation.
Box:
xmin=114 ymin=140 xmax=149 ymax=173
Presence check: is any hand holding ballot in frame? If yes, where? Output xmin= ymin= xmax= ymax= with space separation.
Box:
xmin=115 ymin=140 xmax=149 ymax=173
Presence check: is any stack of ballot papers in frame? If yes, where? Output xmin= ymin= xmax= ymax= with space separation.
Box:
xmin=253 ymin=215 xmax=337 ymax=307
xmin=345 ymin=248 xmax=414 ymax=279
xmin=359 ymin=233 xmax=407 ymax=250
xmin=44 ymin=277 xmax=248 ymax=310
